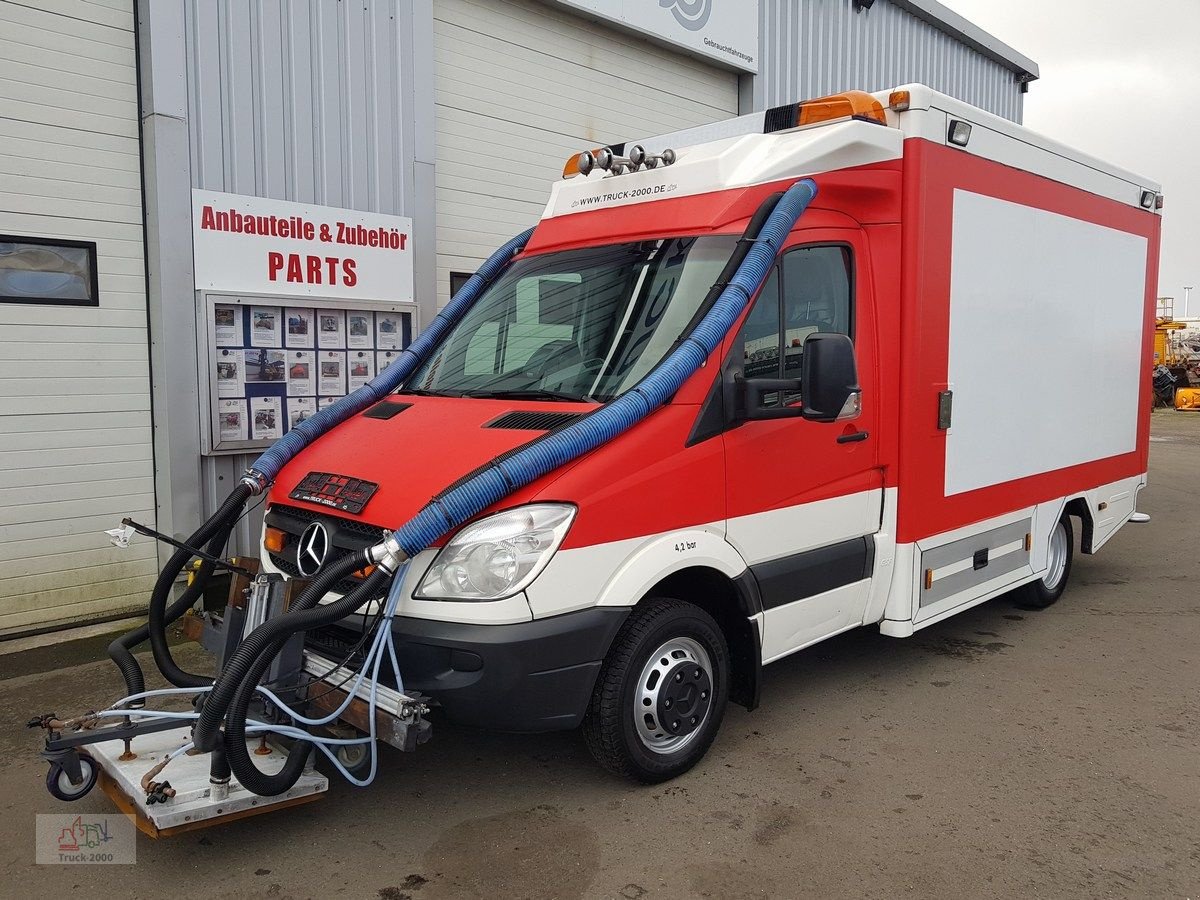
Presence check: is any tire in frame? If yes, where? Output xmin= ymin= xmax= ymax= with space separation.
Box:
xmin=583 ymin=597 xmax=729 ymax=783
xmin=1017 ymin=516 xmax=1074 ymax=609
xmin=46 ymin=755 xmax=98 ymax=802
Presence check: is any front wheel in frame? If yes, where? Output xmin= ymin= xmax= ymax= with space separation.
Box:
xmin=1017 ymin=516 xmax=1074 ymax=609
xmin=583 ymin=598 xmax=729 ymax=783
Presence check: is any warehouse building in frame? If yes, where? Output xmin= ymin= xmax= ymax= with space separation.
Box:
xmin=0 ymin=0 xmax=1037 ymax=635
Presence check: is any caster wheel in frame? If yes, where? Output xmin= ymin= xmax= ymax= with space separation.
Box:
xmin=335 ymin=741 xmax=371 ymax=776
xmin=46 ymin=755 xmax=98 ymax=801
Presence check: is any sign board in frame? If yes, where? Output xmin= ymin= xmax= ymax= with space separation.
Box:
xmin=192 ymin=190 xmax=414 ymax=303
xmin=550 ymin=0 xmax=758 ymax=73
xmin=198 ymin=292 xmax=417 ymax=454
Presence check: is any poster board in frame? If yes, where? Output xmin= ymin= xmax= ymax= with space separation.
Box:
xmin=198 ymin=292 xmax=418 ymax=455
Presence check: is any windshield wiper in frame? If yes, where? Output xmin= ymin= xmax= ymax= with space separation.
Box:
xmin=396 ymin=387 xmax=465 ymax=398
xmin=465 ymin=389 xmax=597 ymax=403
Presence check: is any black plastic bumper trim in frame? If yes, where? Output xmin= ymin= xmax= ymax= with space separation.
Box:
xmin=371 ymin=606 xmax=631 ymax=733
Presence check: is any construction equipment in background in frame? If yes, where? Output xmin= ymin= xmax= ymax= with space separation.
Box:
xmin=1154 ymin=297 xmax=1193 ymax=407
xmin=1175 ymin=387 xmax=1200 ymax=411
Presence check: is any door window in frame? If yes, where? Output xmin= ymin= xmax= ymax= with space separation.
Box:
xmin=737 ymin=245 xmax=853 ymax=404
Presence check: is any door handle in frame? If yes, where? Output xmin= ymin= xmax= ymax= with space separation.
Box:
xmin=836 ymin=430 xmax=869 ymax=444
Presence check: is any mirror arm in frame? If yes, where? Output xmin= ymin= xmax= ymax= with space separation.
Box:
xmin=740 ymin=376 xmax=805 ymax=421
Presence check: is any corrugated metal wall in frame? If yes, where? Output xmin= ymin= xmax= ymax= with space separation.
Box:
xmin=145 ymin=0 xmax=1032 ymax=569
xmin=177 ymin=0 xmax=434 ymax=553
xmin=185 ymin=0 xmax=416 ymax=214
xmin=754 ymin=0 xmax=1024 ymax=122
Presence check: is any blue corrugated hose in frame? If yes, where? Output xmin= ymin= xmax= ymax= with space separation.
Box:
xmin=389 ymin=178 xmax=818 ymax=557
xmin=248 ymin=227 xmax=536 ymax=484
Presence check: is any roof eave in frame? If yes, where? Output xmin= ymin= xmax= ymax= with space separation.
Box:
xmin=887 ymin=0 xmax=1040 ymax=80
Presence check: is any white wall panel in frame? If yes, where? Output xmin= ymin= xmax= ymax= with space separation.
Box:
xmin=0 ymin=0 xmax=152 ymax=635
xmin=945 ymin=191 xmax=1147 ymax=496
xmin=432 ymin=0 xmax=739 ymax=309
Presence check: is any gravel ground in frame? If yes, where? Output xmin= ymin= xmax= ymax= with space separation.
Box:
xmin=2 ymin=411 xmax=1197 ymax=899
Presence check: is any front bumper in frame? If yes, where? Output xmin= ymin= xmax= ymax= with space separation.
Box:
xmin=322 ymin=606 xmax=629 ymax=732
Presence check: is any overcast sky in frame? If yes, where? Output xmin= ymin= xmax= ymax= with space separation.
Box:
xmin=941 ymin=0 xmax=1199 ymax=314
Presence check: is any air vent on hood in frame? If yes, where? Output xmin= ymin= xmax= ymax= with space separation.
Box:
xmin=484 ymin=411 xmax=585 ymax=431
xmin=362 ymin=400 xmax=412 ymax=420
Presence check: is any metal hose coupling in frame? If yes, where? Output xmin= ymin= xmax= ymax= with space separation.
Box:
xmin=369 ymin=535 xmax=408 ymax=574
xmin=239 ymin=469 xmax=270 ymax=495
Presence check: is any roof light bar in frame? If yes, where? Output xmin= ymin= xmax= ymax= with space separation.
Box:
xmin=562 ymin=143 xmax=676 ymax=179
xmin=764 ymin=90 xmax=888 ymax=134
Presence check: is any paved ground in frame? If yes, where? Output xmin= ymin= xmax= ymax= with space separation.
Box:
xmin=2 ymin=412 xmax=1198 ymax=899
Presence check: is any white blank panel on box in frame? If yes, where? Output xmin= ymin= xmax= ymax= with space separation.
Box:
xmin=945 ymin=190 xmax=1147 ymax=496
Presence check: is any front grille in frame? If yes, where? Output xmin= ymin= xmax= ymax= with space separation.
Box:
xmin=305 ymin=624 xmax=371 ymax=671
xmin=270 ymin=504 xmax=388 ymax=540
xmin=265 ymin=504 xmax=388 ymax=594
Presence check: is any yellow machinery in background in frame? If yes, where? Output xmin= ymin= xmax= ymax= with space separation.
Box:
xmin=1155 ymin=297 xmax=1189 ymax=368
xmin=1154 ymin=297 xmax=1198 ymax=409
xmin=1176 ymin=387 xmax=1200 ymax=410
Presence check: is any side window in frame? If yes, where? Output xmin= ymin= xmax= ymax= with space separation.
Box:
xmin=737 ymin=245 xmax=853 ymax=404
xmin=781 ymin=246 xmax=852 ymax=381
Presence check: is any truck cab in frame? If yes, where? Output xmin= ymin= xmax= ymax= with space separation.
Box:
xmin=258 ymin=85 xmax=1159 ymax=781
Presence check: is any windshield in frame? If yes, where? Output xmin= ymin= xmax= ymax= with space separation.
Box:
xmin=407 ymin=236 xmax=737 ymax=401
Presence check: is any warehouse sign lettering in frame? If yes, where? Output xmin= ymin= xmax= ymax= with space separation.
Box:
xmin=549 ymin=0 xmax=758 ymax=73
xmin=192 ymin=190 xmax=414 ymax=302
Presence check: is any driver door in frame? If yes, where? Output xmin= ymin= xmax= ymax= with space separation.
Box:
xmin=722 ymin=228 xmax=882 ymax=662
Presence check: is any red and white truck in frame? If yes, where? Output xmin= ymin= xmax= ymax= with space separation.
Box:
xmin=258 ymin=84 xmax=1161 ymax=782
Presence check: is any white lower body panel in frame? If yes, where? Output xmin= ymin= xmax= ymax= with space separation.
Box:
xmin=879 ymin=473 xmax=1146 ymax=637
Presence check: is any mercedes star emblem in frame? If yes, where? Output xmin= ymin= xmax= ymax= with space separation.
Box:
xmin=296 ymin=521 xmax=330 ymax=578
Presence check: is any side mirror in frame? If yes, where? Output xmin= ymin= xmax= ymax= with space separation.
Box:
xmin=800 ymin=333 xmax=861 ymax=422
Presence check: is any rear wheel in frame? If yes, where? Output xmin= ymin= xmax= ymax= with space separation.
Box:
xmin=583 ymin=598 xmax=729 ymax=783
xmin=1017 ymin=516 xmax=1074 ymax=609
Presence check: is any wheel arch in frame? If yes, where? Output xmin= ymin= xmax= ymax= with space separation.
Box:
xmin=1062 ymin=496 xmax=1095 ymax=554
xmin=639 ymin=566 xmax=762 ymax=711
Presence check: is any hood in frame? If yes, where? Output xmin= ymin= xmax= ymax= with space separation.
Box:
xmin=268 ymin=395 xmax=595 ymax=531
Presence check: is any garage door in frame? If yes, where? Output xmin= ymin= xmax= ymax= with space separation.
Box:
xmin=0 ymin=0 xmax=155 ymax=635
xmin=433 ymin=0 xmax=739 ymax=308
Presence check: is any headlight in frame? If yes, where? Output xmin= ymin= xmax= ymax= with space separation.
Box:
xmin=414 ymin=504 xmax=576 ymax=601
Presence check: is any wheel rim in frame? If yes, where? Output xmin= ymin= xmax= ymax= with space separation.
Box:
xmin=1043 ymin=521 xmax=1069 ymax=591
xmin=633 ymin=637 xmax=713 ymax=755
xmin=56 ymin=763 xmax=91 ymax=797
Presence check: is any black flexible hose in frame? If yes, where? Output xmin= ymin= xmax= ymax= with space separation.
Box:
xmin=192 ymin=551 xmax=371 ymax=753
xmin=221 ymin=567 xmax=391 ymax=796
xmin=107 ymin=512 xmax=241 ymax=702
xmin=146 ymin=485 xmax=252 ymax=688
